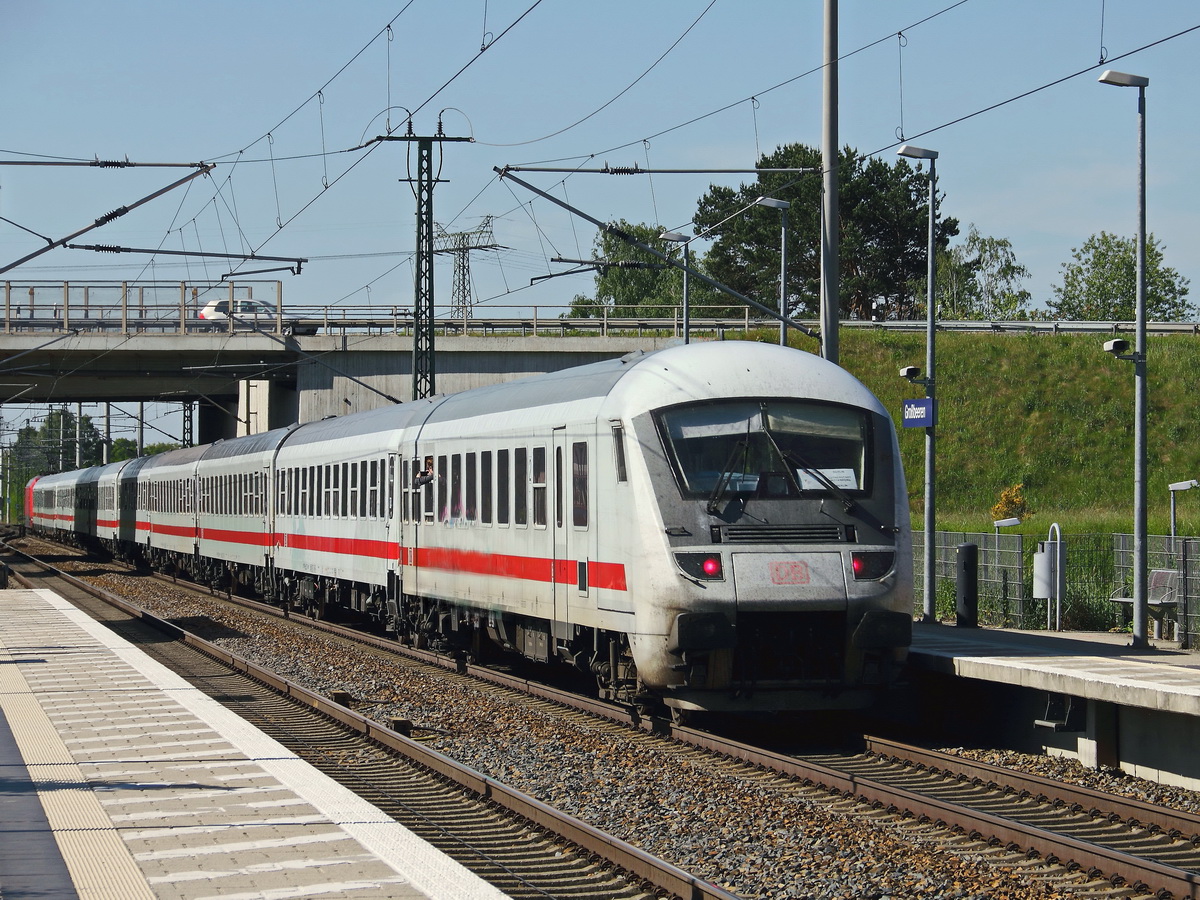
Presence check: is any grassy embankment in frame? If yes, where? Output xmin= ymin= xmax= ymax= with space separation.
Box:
xmin=768 ymin=327 xmax=1200 ymax=538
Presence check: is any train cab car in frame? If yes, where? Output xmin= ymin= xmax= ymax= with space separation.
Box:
xmin=399 ymin=341 xmax=913 ymax=715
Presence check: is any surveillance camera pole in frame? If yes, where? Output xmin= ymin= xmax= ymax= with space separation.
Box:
xmin=898 ymin=144 xmax=939 ymax=623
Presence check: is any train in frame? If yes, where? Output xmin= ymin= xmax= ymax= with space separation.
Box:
xmin=27 ymin=340 xmax=914 ymax=716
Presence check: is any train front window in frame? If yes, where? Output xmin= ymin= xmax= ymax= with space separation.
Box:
xmin=657 ymin=399 xmax=869 ymax=499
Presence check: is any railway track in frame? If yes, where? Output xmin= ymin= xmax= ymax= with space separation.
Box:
xmin=11 ymin=537 xmax=1200 ymax=899
xmin=0 ymin=542 xmax=738 ymax=900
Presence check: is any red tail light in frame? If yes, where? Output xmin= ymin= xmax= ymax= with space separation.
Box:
xmin=675 ymin=552 xmax=724 ymax=581
xmin=852 ymin=550 xmax=895 ymax=580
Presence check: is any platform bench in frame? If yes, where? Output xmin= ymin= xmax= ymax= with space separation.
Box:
xmin=1111 ymin=567 xmax=1180 ymax=638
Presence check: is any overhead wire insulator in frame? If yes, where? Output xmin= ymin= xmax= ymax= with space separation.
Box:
xmin=94 ymin=206 xmax=129 ymax=226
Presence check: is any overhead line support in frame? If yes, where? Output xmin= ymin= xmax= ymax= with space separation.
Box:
xmin=495 ymin=166 xmax=819 ymax=342
xmin=375 ymin=130 xmax=472 ymax=401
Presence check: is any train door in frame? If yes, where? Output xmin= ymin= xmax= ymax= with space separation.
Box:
xmin=386 ymin=451 xmax=399 ymax=560
xmin=551 ymin=427 xmax=570 ymax=628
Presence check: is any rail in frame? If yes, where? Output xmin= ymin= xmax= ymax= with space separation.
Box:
xmin=4 ymin=280 xmax=1200 ymax=339
xmin=2 ymin=543 xmax=742 ymax=900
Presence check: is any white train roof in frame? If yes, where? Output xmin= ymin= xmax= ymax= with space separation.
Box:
xmin=423 ymin=341 xmax=886 ymax=425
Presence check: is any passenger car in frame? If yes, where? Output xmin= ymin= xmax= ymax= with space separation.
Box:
xmin=198 ymin=298 xmax=316 ymax=335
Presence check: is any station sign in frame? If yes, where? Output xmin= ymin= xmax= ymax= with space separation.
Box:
xmin=902 ymin=398 xmax=937 ymax=428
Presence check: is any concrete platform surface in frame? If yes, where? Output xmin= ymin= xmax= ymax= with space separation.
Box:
xmin=911 ymin=622 xmax=1200 ymax=716
xmin=0 ymin=587 xmax=509 ymax=900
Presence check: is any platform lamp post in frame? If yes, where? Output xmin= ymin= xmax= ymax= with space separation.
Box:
xmin=1099 ymin=69 xmax=1150 ymax=648
xmin=897 ymin=144 xmax=939 ymax=623
xmin=659 ymin=231 xmax=693 ymax=344
xmin=756 ymin=197 xmax=790 ymax=346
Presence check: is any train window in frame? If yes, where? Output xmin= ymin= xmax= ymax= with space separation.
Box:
xmin=436 ymin=455 xmax=448 ymax=521
xmin=496 ymin=449 xmax=509 ymax=525
xmin=357 ymin=460 xmax=366 ymax=518
xmin=555 ymin=446 xmax=563 ymax=528
xmin=451 ymin=455 xmax=462 ymax=519
xmin=656 ymin=400 xmax=870 ymax=498
xmin=612 ymin=424 xmax=628 ymax=483
xmin=347 ymin=462 xmax=358 ymax=519
xmin=480 ymin=451 xmax=492 ymax=524
xmin=572 ymin=442 xmax=588 ymax=528
xmin=335 ymin=463 xmax=344 ymax=517
xmin=323 ymin=465 xmax=332 ymax=517
xmin=532 ymin=447 xmax=546 ymax=528
xmin=514 ymin=448 xmax=528 ymax=526
xmin=465 ymin=453 xmax=476 ymax=522
xmin=367 ymin=459 xmax=378 ymax=518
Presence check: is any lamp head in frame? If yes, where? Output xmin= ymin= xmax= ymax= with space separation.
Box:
xmin=659 ymin=231 xmax=689 ymax=243
xmin=1098 ymin=69 xmax=1149 ymax=88
xmin=899 ymin=366 xmax=921 ymax=381
xmin=1169 ymin=480 xmax=1199 ymax=492
xmin=755 ymin=196 xmax=790 ymax=210
xmin=1103 ymin=338 xmax=1131 ymax=357
xmin=897 ymin=144 xmax=938 ymax=161
xmin=993 ymin=517 xmax=1021 ymax=528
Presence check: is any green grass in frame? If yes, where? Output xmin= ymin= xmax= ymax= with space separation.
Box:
xmin=746 ymin=328 xmax=1200 ymax=540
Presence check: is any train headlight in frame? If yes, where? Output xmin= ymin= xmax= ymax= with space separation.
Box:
xmin=675 ymin=552 xmax=724 ymax=581
xmin=851 ymin=550 xmax=895 ymax=580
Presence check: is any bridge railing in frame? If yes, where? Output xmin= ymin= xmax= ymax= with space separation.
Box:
xmin=6 ymin=280 xmax=1200 ymax=339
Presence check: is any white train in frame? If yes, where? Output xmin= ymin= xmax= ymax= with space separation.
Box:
xmin=28 ymin=341 xmax=914 ymax=715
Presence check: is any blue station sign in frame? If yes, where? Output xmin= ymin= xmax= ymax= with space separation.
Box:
xmin=902 ymin=398 xmax=937 ymax=428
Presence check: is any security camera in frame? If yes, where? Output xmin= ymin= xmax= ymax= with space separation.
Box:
xmin=899 ymin=366 xmax=921 ymax=380
xmin=1103 ymin=338 xmax=1130 ymax=356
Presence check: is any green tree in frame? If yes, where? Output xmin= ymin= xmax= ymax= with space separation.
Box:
xmin=930 ymin=224 xmax=1032 ymax=320
xmin=1048 ymin=231 xmax=1193 ymax=320
xmin=111 ymin=438 xmax=139 ymax=461
xmin=693 ymin=143 xmax=959 ymax=322
xmin=4 ymin=408 xmax=106 ymax=522
xmin=567 ymin=220 xmax=724 ymax=318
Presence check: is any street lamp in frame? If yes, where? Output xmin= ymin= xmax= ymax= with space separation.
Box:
xmin=1169 ymin=480 xmax=1197 ymax=543
xmin=756 ymin=197 xmax=791 ymax=346
xmin=897 ymin=144 xmax=939 ymax=622
xmin=1099 ymin=69 xmax=1150 ymax=647
xmin=659 ymin=231 xmax=693 ymax=344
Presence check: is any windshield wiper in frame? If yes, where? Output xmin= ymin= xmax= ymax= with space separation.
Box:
xmin=706 ymin=438 xmax=748 ymax=516
xmin=761 ymin=424 xmax=898 ymax=535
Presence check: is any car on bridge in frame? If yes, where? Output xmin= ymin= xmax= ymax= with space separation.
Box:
xmin=198 ymin=298 xmax=317 ymax=335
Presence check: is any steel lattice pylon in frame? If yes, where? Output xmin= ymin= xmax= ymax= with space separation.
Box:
xmin=434 ymin=216 xmax=497 ymax=319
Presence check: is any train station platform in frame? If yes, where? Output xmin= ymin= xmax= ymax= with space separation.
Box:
xmin=907 ymin=622 xmax=1200 ymax=790
xmin=0 ymin=587 xmax=509 ymax=900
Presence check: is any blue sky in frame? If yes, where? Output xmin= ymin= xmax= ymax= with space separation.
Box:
xmin=1 ymin=2 xmax=1198 ymax=348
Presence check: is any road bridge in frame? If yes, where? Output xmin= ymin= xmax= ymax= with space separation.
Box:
xmin=0 ymin=326 xmax=674 ymax=444
xmin=3 ymin=279 xmax=1193 ymax=445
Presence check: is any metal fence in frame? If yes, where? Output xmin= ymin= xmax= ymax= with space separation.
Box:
xmin=916 ymin=530 xmax=1198 ymax=645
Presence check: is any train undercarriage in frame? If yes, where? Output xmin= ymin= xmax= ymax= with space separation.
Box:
xmin=103 ymin=536 xmax=646 ymax=708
